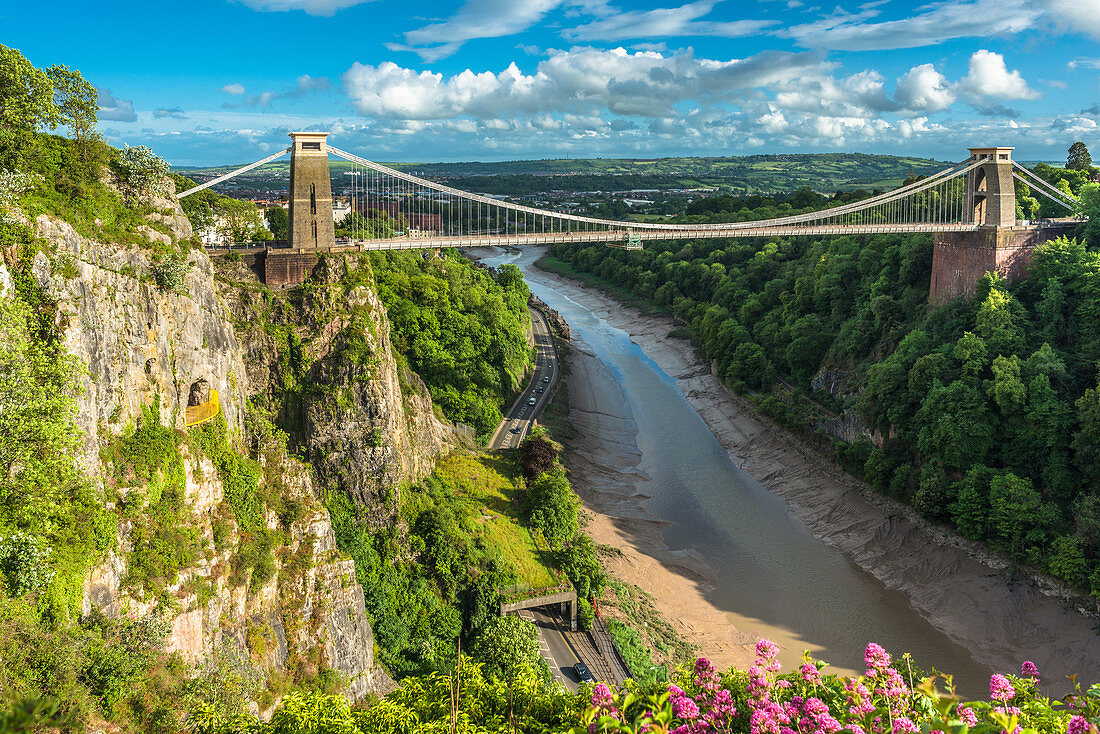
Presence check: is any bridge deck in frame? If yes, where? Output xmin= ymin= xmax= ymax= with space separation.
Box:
xmin=348 ymin=223 xmax=982 ymax=251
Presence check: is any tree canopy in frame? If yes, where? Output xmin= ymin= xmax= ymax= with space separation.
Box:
xmin=1067 ymin=141 xmax=1093 ymax=172
xmin=0 ymin=46 xmax=98 ymax=169
xmin=370 ymin=250 xmax=531 ymax=436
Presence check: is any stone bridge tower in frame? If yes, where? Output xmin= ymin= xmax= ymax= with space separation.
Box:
xmin=288 ymin=131 xmax=335 ymax=251
xmin=965 ymin=147 xmax=1016 ymax=227
xmin=929 ymin=147 xmax=1075 ymax=306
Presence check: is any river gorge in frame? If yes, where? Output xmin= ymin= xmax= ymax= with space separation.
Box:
xmin=477 ymin=245 xmax=1100 ymax=698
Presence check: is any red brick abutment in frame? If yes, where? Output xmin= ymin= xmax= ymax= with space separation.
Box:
xmin=929 ymin=221 xmax=1079 ymax=306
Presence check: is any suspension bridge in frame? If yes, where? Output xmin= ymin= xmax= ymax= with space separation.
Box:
xmin=180 ymin=131 xmax=1082 ymax=303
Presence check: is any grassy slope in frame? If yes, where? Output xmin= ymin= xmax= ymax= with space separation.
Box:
xmin=435 ymin=453 xmax=558 ymax=590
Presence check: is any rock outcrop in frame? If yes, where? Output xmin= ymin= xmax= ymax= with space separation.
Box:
xmin=530 ymin=294 xmax=570 ymax=340
xmin=810 ymin=366 xmax=873 ymax=444
xmin=219 ymin=253 xmax=458 ymax=528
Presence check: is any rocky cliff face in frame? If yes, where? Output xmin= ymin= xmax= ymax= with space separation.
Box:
xmin=217 ymin=254 xmax=458 ymax=528
xmin=9 ymin=190 xmax=425 ymax=703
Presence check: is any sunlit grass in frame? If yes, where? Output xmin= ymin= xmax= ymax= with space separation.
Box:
xmin=437 ymin=453 xmax=558 ymax=590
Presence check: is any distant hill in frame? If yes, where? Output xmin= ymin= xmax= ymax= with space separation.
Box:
xmin=175 ymin=152 xmax=951 ymax=198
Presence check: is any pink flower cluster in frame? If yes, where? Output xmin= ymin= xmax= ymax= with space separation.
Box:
xmin=580 ymin=638 xmax=1086 ymax=734
xmin=589 ymin=681 xmax=620 ymax=733
xmin=989 ymin=674 xmax=1015 ymax=703
xmin=666 ymin=657 xmax=737 ymax=734
xmin=1067 ymin=715 xmax=1093 ymax=734
xmin=745 ymin=638 xmax=846 ymax=734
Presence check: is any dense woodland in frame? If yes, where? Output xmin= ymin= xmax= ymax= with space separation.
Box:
xmin=546 ymin=161 xmax=1100 ymax=598
xmin=368 ymin=251 xmax=533 ymax=437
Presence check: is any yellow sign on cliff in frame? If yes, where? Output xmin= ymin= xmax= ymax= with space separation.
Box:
xmin=184 ymin=388 xmax=220 ymax=427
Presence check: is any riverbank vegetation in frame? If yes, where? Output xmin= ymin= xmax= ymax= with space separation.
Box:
xmin=543 ymin=166 xmax=1100 ymax=600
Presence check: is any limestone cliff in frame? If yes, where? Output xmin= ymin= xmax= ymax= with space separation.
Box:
xmin=9 ymin=189 xmax=423 ymax=703
xmin=216 ymin=253 xmax=459 ymax=528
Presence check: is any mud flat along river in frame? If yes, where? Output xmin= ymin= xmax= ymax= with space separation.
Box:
xmin=476 ymin=245 xmax=1100 ymax=697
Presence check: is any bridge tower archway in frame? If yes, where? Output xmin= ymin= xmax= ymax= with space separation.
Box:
xmin=965 ymin=147 xmax=1015 ymax=227
xmin=971 ymin=168 xmax=987 ymax=224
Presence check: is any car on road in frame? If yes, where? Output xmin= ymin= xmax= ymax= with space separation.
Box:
xmin=509 ymin=427 xmax=521 ymax=434
xmin=542 ymin=376 xmax=550 ymax=383
xmin=535 ymin=386 xmax=544 ymax=393
xmin=573 ymin=662 xmax=594 ymax=683
xmin=527 ymin=397 xmax=536 ymax=405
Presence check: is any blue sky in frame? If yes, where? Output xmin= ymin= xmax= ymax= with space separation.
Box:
xmin=4 ymin=0 xmax=1100 ymax=165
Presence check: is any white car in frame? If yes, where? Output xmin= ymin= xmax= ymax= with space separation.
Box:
xmin=528 ymin=397 xmax=536 ymax=405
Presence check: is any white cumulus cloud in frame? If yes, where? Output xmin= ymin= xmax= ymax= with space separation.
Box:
xmin=958 ymin=50 xmax=1039 ymax=102
xmin=343 ymin=46 xmax=828 ymax=121
xmin=895 ymin=64 xmax=956 ymax=113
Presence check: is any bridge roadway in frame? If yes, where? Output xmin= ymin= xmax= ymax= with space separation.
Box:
xmin=346 ymin=222 xmax=982 ymax=251
xmin=488 ymin=305 xmax=559 ymax=450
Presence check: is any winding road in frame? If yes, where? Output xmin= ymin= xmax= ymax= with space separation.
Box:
xmin=488 ymin=305 xmax=559 ymax=450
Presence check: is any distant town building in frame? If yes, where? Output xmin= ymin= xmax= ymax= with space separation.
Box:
xmin=197 ymin=215 xmax=230 ymax=247
xmin=333 ymin=199 xmax=352 ymax=223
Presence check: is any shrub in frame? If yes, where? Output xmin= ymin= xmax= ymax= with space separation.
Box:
xmin=0 ymin=532 xmax=55 ymax=596
xmin=519 ymin=435 xmax=558 ymax=480
xmin=576 ymin=596 xmax=594 ymax=631
xmin=0 ymin=169 xmax=43 ymax=221
xmin=153 ymin=252 xmax=189 ymax=292
xmin=112 ymin=145 xmax=169 ymax=202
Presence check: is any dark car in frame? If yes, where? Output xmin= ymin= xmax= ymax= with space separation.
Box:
xmin=509 ymin=427 xmax=521 ymax=434
xmin=573 ymin=662 xmax=594 ymax=683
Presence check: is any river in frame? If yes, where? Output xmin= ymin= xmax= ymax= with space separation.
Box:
xmin=477 ymin=245 xmax=1100 ymax=697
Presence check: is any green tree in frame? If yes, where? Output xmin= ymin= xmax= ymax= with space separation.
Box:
xmin=467 ymin=615 xmax=544 ymax=683
xmin=1048 ymin=535 xmax=1089 ymax=587
xmin=1073 ymin=379 xmax=1100 ymax=487
xmin=1067 ymin=141 xmax=1093 ymax=171
xmin=213 ymin=197 xmax=271 ymax=243
xmin=988 ymin=472 xmax=1041 ymax=557
xmin=951 ymin=466 xmax=994 ymax=540
xmin=952 ymin=332 xmax=988 ymax=374
xmin=557 ymin=534 xmax=606 ymax=599
xmin=1076 ymin=183 xmax=1100 ymax=247
xmin=526 ymin=467 xmax=578 ymax=550
xmin=973 ymin=278 xmax=1026 ymax=357
xmin=0 ymin=46 xmax=60 ymax=167
xmin=112 ymin=145 xmax=170 ymax=203
xmin=45 ymin=64 xmax=97 ymax=142
xmin=0 ymin=294 xmax=88 ymax=544
xmin=264 ymin=205 xmax=288 ymax=240
xmin=915 ymin=378 xmax=994 ymax=471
